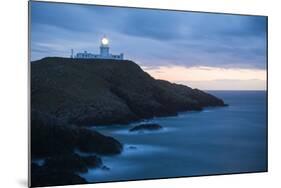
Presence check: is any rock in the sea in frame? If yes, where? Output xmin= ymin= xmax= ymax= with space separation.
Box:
xmin=101 ymin=165 xmax=110 ymax=171
xmin=129 ymin=146 xmax=137 ymax=149
xmin=129 ymin=123 xmax=162 ymax=132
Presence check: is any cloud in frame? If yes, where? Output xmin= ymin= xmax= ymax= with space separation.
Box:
xmin=30 ymin=1 xmax=267 ymax=71
xmin=119 ymin=9 xmax=184 ymax=40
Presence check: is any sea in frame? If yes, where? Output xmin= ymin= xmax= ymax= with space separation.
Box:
xmin=80 ymin=91 xmax=267 ymax=183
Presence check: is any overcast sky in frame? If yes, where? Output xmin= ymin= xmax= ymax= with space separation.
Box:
xmin=30 ymin=1 xmax=267 ymax=90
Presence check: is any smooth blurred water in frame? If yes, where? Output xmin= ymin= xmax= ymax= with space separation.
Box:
xmin=80 ymin=91 xmax=267 ymax=182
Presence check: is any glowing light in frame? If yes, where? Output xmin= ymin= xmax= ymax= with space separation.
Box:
xmin=101 ymin=37 xmax=109 ymax=45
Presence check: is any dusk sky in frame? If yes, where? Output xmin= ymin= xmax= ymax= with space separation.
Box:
xmin=30 ymin=1 xmax=267 ymax=90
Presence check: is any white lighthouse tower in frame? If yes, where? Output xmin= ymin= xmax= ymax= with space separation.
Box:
xmin=100 ymin=36 xmax=109 ymax=57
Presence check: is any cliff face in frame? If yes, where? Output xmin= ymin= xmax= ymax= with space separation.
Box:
xmin=31 ymin=57 xmax=226 ymax=126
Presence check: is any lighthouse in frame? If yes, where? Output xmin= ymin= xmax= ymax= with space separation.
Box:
xmin=100 ymin=36 xmax=109 ymax=57
xmin=74 ymin=36 xmax=124 ymax=60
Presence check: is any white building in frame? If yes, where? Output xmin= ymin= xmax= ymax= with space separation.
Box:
xmin=72 ymin=36 xmax=124 ymax=60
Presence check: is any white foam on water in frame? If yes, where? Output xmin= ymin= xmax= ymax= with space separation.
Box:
xmin=111 ymin=127 xmax=177 ymax=136
xmin=89 ymin=119 xmax=156 ymax=130
xmin=203 ymin=110 xmax=211 ymax=113
xmin=121 ymin=144 xmax=168 ymax=156
xmin=75 ymin=144 xmax=167 ymax=158
xmin=32 ymin=159 xmax=45 ymax=166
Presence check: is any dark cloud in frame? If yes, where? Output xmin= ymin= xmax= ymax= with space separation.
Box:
xmin=119 ymin=10 xmax=183 ymax=40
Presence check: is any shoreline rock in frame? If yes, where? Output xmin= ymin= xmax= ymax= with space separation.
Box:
xmin=31 ymin=160 xmax=88 ymax=187
xmin=31 ymin=110 xmax=121 ymax=186
xmin=43 ymin=153 xmax=102 ymax=173
xmin=31 ymin=110 xmax=123 ymax=158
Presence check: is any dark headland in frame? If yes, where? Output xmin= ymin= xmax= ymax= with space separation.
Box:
xmin=30 ymin=57 xmax=227 ymax=186
xmin=31 ymin=57 xmax=226 ymax=126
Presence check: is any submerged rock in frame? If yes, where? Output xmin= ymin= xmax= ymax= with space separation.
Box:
xmin=129 ymin=123 xmax=162 ymax=132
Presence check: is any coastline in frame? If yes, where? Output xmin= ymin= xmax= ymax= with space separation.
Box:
xmin=30 ymin=57 xmax=229 ymax=186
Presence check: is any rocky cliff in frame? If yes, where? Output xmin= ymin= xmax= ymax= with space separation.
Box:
xmin=31 ymin=57 xmax=226 ymax=126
